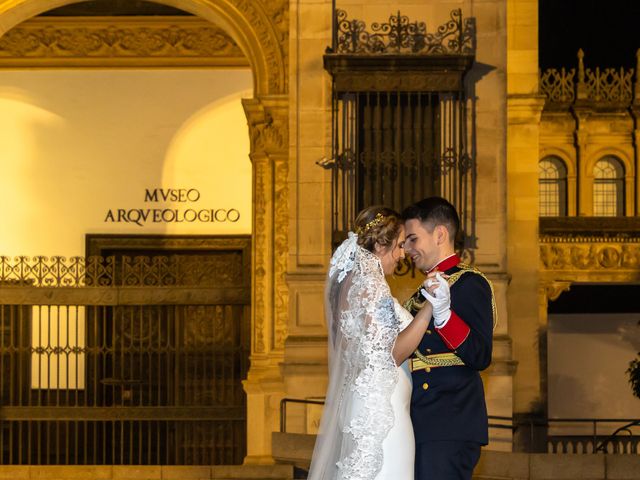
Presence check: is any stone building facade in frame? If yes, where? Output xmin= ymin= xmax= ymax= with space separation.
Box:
xmin=0 ymin=0 xmax=636 ymax=469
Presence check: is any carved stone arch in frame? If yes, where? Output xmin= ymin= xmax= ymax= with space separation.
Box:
xmin=0 ymin=0 xmax=287 ymax=95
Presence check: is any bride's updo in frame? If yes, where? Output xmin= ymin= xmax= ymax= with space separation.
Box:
xmin=354 ymin=206 xmax=403 ymax=253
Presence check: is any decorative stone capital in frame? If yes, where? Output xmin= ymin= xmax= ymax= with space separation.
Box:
xmin=243 ymin=97 xmax=288 ymax=156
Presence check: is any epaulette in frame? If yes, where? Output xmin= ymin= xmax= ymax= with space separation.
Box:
xmin=448 ymin=263 xmax=498 ymax=330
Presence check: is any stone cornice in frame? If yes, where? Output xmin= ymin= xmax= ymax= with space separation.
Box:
xmin=0 ymin=16 xmax=248 ymax=67
xmin=507 ymin=94 xmax=546 ymax=124
xmin=539 ymin=217 xmax=640 ymax=242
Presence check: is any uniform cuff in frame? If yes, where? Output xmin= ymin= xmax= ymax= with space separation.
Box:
xmin=435 ymin=310 xmax=470 ymax=350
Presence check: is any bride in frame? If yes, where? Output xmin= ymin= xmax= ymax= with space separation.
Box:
xmin=307 ymin=206 xmax=434 ymax=480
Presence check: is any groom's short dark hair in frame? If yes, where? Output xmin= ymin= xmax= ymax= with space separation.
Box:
xmin=401 ymin=197 xmax=460 ymax=242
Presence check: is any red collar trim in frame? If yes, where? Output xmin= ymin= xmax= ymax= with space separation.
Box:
xmin=428 ymin=254 xmax=460 ymax=273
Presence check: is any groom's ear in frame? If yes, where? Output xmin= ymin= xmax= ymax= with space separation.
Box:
xmin=434 ymin=225 xmax=449 ymax=246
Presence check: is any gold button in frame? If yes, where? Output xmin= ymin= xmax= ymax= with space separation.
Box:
xmin=426 ymin=330 xmax=432 ymax=335
xmin=426 ymin=348 xmax=432 ymax=353
xmin=422 ymin=382 xmax=429 ymax=390
xmin=425 ymin=367 xmax=431 ymax=373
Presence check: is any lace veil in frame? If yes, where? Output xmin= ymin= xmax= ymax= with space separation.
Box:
xmin=307 ymin=232 xmax=401 ymax=480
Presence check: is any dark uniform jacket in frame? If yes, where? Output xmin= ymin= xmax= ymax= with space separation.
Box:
xmin=405 ymin=254 xmax=494 ymax=445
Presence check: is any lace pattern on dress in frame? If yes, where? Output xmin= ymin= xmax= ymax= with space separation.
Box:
xmin=334 ymin=244 xmax=400 ymax=479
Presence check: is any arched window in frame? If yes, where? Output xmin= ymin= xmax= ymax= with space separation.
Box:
xmin=593 ymin=156 xmax=624 ymax=216
xmin=539 ymin=156 xmax=567 ymax=216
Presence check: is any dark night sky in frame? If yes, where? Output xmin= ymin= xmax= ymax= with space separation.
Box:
xmin=539 ymin=0 xmax=640 ymax=70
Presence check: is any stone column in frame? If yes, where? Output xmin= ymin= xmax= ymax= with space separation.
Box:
xmin=242 ymin=95 xmax=289 ymax=464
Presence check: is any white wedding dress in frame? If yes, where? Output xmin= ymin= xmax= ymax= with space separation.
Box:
xmin=307 ymin=233 xmax=415 ymax=480
xmin=376 ymin=300 xmax=414 ymax=480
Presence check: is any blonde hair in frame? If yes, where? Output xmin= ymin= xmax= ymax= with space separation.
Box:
xmin=354 ymin=206 xmax=403 ymax=252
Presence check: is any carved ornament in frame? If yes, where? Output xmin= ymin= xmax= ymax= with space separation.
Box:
xmin=540 ymin=242 xmax=640 ymax=271
xmin=245 ymin=102 xmax=288 ymax=155
xmin=0 ymin=253 xmax=248 ymax=288
xmin=544 ymin=281 xmax=572 ymax=302
xmin=253 ymin=158 xmax=268 ymax=354
xmin=273 ymin=157 xmax=289 ymax=349
xmin=0 ymin=16 xmax=247 ymax=67
xmin=234 ymin=0 xmax=288 ymax=93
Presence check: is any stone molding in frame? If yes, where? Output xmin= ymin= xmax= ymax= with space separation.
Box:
xmin=0 ymin=16 xmax=248 ymax=67
xmin=333 ymin=71 xmax=465 ymax=92
xmin=507 ymin=94 xmax=546 ymax=124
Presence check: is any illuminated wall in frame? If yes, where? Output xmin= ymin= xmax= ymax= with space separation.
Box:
xmin=548 ymin=313 xmax=640 ymax=419
xmin=0 ymin=68 xmax=253 ymax=257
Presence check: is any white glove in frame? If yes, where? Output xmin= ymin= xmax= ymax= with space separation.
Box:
xmin=423 ymin=272 xmax=451 ymax=328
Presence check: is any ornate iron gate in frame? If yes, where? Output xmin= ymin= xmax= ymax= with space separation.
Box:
xmin=0 ymin=238 xmax=250 ymax=465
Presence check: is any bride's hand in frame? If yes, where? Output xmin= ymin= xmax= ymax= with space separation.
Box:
xmin=422 ymin=270 xmax=450 ymax=297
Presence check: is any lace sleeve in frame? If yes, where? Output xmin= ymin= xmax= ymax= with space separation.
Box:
xmin=393 ymin=298 xmax=414 ymax=331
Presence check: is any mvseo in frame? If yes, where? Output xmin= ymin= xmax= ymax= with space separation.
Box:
xmin=144 ymin=188 xmax=201 ymax=203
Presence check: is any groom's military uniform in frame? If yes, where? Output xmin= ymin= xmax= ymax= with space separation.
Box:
xmin=404 ymin=254 xmax=495 ymax=480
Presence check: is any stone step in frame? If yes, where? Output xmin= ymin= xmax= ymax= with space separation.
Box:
xmin=272 ymin=432 xmax=640 ymax=479
xmin=0 ymin=465 xmax=295 ymax=480
xmin=272 ymin=432 xmax=315 ymax=471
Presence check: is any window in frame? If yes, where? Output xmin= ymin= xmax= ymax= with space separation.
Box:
xmin=539 ymin=156 xmax=567 ymax=216
xmin=323 ymin=9 xmax=475 ymax=246
xmin=593 ymin=156 xmax=624 ymax=216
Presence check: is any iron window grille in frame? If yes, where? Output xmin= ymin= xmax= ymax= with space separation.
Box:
xmin=322 ymin=9 xmax=476 ymax=260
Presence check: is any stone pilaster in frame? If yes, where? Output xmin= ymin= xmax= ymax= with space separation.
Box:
xmin=571 ymin=109 xmax=591 ymax=215
xmin=506 ymin=94 xmax=545 ymax=438
xmin=242 ymin=95 xmax=289 ymax=464
xmin=277 ymin=0 xmax=333 ymax=437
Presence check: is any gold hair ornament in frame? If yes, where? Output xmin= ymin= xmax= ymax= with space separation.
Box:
xmin=355 ymin=212 xmax=386 ymax=236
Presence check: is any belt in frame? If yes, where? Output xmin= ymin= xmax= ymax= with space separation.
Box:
xmin=410 ymin=352 xmax=465 ymax=372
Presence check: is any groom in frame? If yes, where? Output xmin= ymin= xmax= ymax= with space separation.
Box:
xmin=401 ymin=197 xmax=495 ymax=480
